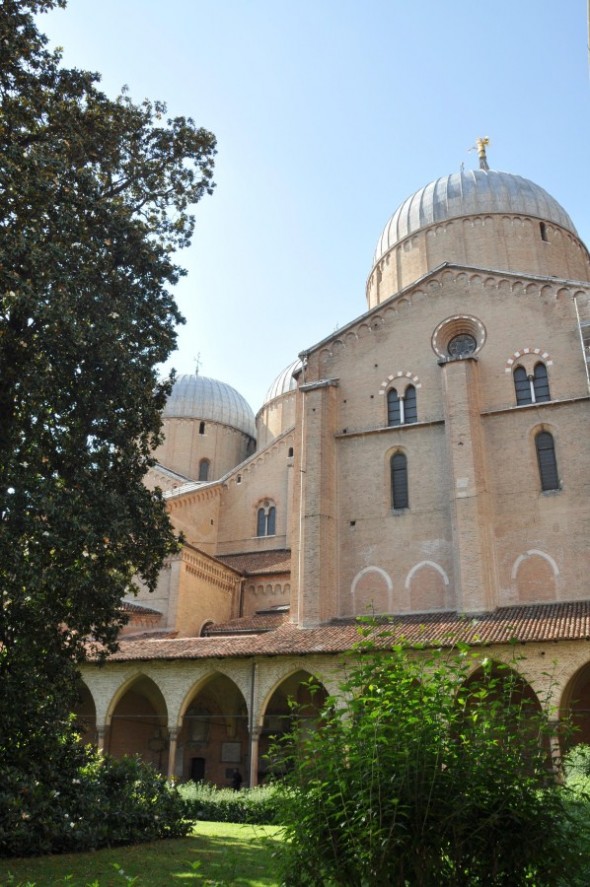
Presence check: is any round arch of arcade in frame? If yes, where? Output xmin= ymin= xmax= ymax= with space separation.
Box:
xmin=76 ymin=659 xmax=340 ymax=787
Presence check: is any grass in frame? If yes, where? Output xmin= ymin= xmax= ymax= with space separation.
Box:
xmin=0 ymin=822 xmax=285 ymax=887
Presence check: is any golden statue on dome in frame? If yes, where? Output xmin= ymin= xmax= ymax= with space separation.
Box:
xmin=475 ymin=136 xmax=490 ymax=170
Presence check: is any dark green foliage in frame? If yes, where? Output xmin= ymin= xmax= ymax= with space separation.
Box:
xmin=0 ymin=0 xmax=214 ymax=850
xmin=274 ymin=636 xmax=588 ymax=886
xmin=0 ymin=0 xmax=215 ymax=667
xmin=178 ymin=782 xmax=280 ymax=825
xmin=0 ymin=741 xmax=189 ymax=858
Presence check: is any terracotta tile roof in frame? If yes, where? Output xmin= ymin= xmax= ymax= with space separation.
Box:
xmin=121 ymin=601 xmax=162 ymax=616
xmin=104 ymin=601 xmax=590 ymax=663
xmin=216 ymin=550 xmax=291 ymax=575
xmin=204 ymin=611 xmax=289 ymax=636
xmin=120 ymin=629 xmax=178 ymax=640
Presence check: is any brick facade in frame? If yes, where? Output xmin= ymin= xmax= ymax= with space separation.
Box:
xmin=78 ymin=162 xmax=590 ymax=785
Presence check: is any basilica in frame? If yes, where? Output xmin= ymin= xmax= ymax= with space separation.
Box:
xmin=78 ymin=144 xmax=590 ymax=786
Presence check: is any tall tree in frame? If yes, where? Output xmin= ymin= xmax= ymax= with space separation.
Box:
xmin=0 ymin=0 xmax=216 ymax=763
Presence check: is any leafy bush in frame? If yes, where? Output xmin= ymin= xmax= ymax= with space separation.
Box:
xmin=179 ymin=781 xmax=280 ymax=824
xmin=274 ymin=635 xmax=590 ymax=887
xmin=0 ymin=736 xmax=189 ymax=858
xmin=564 ymin=743 xmax=590 ymax=786
xmin=553 ymin=746 xmax=590 ymax=887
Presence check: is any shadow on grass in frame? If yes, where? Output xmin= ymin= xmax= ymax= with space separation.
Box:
xmin=179 ymin=826 xmax=284 ymax=884
xmin=1 ymin=824 xmax=285 ymax=887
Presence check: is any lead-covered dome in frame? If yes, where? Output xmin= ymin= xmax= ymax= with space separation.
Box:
xmin=367 ymin=165 xmax=590 ymax=309
xmin=374 ymin=168 xmax=577 ymax=266
xmin=263 ymin=359 xmax=302 ymax=406
xmin=163 ymin=374 xmax=256 ymax=438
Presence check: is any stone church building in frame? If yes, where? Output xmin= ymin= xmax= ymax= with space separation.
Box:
xmin=77 ymin=146 xmax=590 ymax=786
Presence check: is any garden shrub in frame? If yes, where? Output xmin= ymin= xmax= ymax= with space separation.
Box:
xmin=179 ymin=781 xmax=280 ymax=824
xmin=274 ymin=635 xmax=590 ymax=887
xmin=0 ymin=735 xmax=189 ymax=858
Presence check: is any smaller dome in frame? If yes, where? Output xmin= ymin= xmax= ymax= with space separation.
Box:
xmin=264 ymin=359 xmax=302 ymax=405
xmin=163 ymin=374 xmax=256 ymax=438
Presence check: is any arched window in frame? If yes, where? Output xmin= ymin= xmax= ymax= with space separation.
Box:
xmin=535 ymin=431 xmax=559 ymax=491
xmin=267 ymin=506 xmax=276 ymax=535
xmin=404 ymin=385 xmax=417 ymax=424
xmin=514 ymin=363 xmax=550 ymax=406
xmin=199 ymin=421 xmax=205 ymax=435
xmin=390 ymin=452 xmax=409 ymax=510
xmin=387 ymin=388 xmax=401 ymax=426
xmin=514 ymin=366 xmax=532 ymax=405
xmin=387 ymin=386 xmax=417 ymax=426
xmin=256 ymin=503 xmax=277 ymax=536
xmin=198 ymin=458 xmax=210 ymax=482
xmin=533 ymin=363 xmax=550 ymax=402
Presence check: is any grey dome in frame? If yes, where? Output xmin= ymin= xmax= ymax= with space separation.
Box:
xmin=374 ymin=169 xmax=578 ymax=266
xmin=163 ymin=374 xmax=256 ymax=438
xmin=263 ymin=359 xmax=302 ymax=405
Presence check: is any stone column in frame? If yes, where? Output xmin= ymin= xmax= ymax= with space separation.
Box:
xmin=248 ymin=727 xmax=262 ymax=788
xmin=167 ymin=727 xmax=179 ymax=780
xmin=96 ymin=724 xmax=107 ymax=753
xmin=548 ymin=720 xmax=564 ymax=783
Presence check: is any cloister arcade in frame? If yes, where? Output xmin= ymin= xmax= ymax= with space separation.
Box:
xmin=75 ymin=645 xmax=590 ymax=787
xmin=76 ymin=658 xmax=339 ymax=787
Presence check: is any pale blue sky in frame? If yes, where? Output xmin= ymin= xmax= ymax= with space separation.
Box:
xmin=40 ymin=1 xmax=590 ymax=412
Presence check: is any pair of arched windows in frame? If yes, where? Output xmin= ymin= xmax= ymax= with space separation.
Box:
xmin=257 ymin=504 xmax=276 ymax=537
xmin=387 ymin=385 xmax=417 ymax=427
xmin=514 ymin=363 xmax=550 ymax=406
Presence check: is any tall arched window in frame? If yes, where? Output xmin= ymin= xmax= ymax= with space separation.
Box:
xmin=387 ymin=386 xmax=417 ymax=426
xmin=256 ymin=503 xmax=277 ymax=536
xmin=535 ymin=431 xmax=559 ymax=491
xmin=198 ymin=458 xmax=210 ymax=482
xmin=514 ymin=363 xmax=550 ymax=405
xmin=390 ymin=452 xmax=409 ymax=510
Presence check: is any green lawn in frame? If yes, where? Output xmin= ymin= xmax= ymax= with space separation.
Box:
xmin=0 ymin=822 xmax=285 ymax=887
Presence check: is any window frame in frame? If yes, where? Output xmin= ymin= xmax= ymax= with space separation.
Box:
xmin=256 ymin=502 xmax=277 ymax=537
xmin=387 ymin=385 xmax=417 ymax=427
xmin=514 ymin=362 xmax=551 ymax=406
xmin=532 ymin=362 xmax=550 ymax=402
xmin=404 ymin=385 xmax=417 ymax=424
xmin=387 ymin=387 xmax=401 ymax=426
xmin=535 ymin=430 xmax=559 ymax=492
xmin=390 ymin=451 xmax=409 ymax=510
